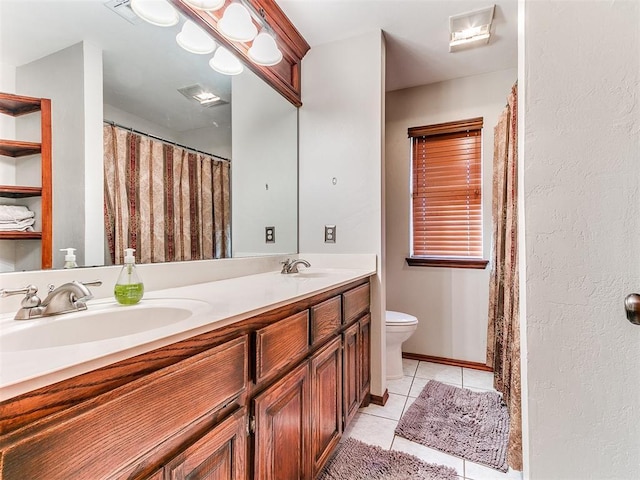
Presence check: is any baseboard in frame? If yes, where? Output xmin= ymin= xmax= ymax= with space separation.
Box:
xmin=369 ymin=389 xmax=389 ymax=406
xmin=402 ymin=352 xmax=493 ymax=372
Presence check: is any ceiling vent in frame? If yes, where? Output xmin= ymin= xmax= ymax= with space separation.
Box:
xmin=449 ymin=5 xmax=495 ymax=52
xmin=104 ymin=0 xmax=142 ymax=25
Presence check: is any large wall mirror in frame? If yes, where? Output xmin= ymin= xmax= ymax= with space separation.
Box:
xmin=0 ymin=0 xmax=298 ymax=272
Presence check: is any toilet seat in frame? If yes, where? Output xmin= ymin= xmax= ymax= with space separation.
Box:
xmin=386 ymin=310 xmax=418 ymax=326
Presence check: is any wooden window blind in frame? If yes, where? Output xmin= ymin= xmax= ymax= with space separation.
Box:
xmin=409 ymin=117 xmax=483 ymax=261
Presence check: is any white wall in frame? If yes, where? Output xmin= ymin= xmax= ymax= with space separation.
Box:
xmin=299 ymin=31 xmax=386 ymax=396
xmin=16 ymin=42 xmax=103 ymax=270
xmin=0 ymin=62 xmax=17 ymax=272
xmin=232 ymin=68 xmax=298 ymax=257
xmin=177 ymin=121 xmax=232 ymax=160
xmin=386 ymin=69 xmax=517 ymax=363
xmin=522 ymin=0 xmax=640 ymax=478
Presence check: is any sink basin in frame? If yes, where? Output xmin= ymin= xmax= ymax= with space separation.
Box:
xmin=1 ymin=299 xmax=209 ymax=351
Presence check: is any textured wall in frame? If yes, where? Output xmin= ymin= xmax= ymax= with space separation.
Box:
xmin=523 ymin=0 xmax=640 ymax=477
xmin=386 ymin=69 xmax=517 ymax=363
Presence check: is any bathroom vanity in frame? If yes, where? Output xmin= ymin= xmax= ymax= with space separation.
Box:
xmin=0 ymin=272 xmax=371 ymax=480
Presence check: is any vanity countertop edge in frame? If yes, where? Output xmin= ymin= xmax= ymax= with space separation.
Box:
xmin=0 ymin=266 xmax=375 ymax=401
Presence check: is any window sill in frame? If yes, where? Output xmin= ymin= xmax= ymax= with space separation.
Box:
xmin=406 ymin=257 xmax=489 ymax=269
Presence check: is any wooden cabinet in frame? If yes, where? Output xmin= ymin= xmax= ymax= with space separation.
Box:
xmin=359 ymin=314 xmax=371 ymax=403
xmin=342 ymin=321 xmax=361 ymax=427
xmin=253 ymin=362 xmax=311 ymax=480
xmin=0 ymin=278 xmax=371 ymax=480
xmin=164 ymin=409 xmax=246 ymax=480
xmin=0 ymin=92 xmax=52 ymax=269
xmin=310 ymin=336 xmax=342 ymax=477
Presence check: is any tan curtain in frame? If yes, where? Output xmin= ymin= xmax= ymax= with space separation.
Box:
xmin=104 ymin=124 xmax=231 ymax=264
xmin=486 ymin=83 xmax=521 ymax=470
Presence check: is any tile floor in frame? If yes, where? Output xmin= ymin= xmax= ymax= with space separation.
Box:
xmin=344 ymin=359 xmax=523 ymax=480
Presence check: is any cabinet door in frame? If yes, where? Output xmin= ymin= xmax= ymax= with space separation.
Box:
xmin=359 ymin=314 xmax=371 ymax=402
xmin=342 ymin=322 xmax=360 ymax=428
xmin=253 ymin=362 xmax=311 ymax=480
xmin=164 ymin=409 xmax=246 ymax=480
xmin=310 ymin=337 xmax=342 ymax=477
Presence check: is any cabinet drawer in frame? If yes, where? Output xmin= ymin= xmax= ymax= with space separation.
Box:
xmin=342 ymin=283 xmax=370 ymax=324
xmin=1 ymin=336 xmax=248 ymax=480
xmin=256 ymin=310 xmax=309 ymax=383
xmin=310 ymin=296 xmax=342 ymax=346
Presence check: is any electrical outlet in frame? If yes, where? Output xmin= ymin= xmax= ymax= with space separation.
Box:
xmin=265 ymin=226 xmax=275 ymax=243
xmin=324 ymin=225 xmax=336 ymax=243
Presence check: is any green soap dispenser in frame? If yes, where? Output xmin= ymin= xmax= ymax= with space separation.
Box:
xmin=60 ymin=248 xmax=77 ymax=268
xmin=114 ymin=248 xmax=144 ymax=305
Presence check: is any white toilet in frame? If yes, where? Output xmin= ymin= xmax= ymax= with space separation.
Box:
xmin=386 ymin=310 xmax=419 ymax=380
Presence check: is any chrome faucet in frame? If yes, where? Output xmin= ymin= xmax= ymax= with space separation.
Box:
xmin=41 ymin=280 xmax=102 ymax=316
xmin=281 ymin=258 xmax=311 ymax=274
xmin=1 ymin=280 xmax=102 ymax=320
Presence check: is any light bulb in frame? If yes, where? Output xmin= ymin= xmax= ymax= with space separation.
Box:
xmin=130 ymin=0 xmax=179 ymax=27
xmin=218 ymin=2 xmax=257 ymax=43
xmin=209 ymin=47 xmax=244 ymax=75
xmin=182 ymin=0 xmax=225 ymax=11
xmin=177 ymin=20 xmax=216 ymax=54
xmin=248 ymin=31 xmax=282 ymax=66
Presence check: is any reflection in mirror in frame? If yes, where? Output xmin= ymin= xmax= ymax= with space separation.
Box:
xmin=0 ymin=0 xmax=298 ymax=272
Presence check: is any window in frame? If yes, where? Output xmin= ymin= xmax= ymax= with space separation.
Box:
xmin=407 ymin=117 xmax=488 ymax=269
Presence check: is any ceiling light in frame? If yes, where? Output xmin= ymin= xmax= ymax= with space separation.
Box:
xmin=194 ymin=92 xmax=221 ymax=105
xmin=182 ymin=0 xmax=225 ymax=11
xmin=178 ymin=84 xmax=226 ymax=106
xmin=130 ymin=0 xmax=179 ymax=27
xmin=218 ymin=2 xmax=258 ymax=43
xmin=176 ymin=20 xmax=216 ymax=54
xmin=248 ymin=31 xmax=282 ymax=66
xmin=449 ymin=5 xmax=495 ymax=52
xmin=209 ymin=47 xmax=244 ymax=75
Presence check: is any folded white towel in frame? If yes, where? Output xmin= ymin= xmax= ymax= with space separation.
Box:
xmin=0 ymin=222 xmax=35 ymax=232
xmin=0 ymin=217 xmax=35 ymax=227
xmin=0 ymin=205 xmax=35 ymax=222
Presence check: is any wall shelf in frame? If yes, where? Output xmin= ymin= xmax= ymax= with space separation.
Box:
xmin=0 ymin=139 xmax=42 ymax=157
xmin=0 ymin=92 xmax=52 ymax=269
xmin=0 ymin=231 xmax=42 ymax=240
xmin=0 ymin=185 xmax=43 ymax=198
xmin=0 ymin=92 xmax=42 ymax=117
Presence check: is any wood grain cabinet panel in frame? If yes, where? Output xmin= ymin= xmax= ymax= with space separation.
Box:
xmin=359 ymin=314 xmax=371 ymax=403
xmin=253 ymin=362 xmax=311 ymax=480
xmin=255 ymin=310 xmax=309 ymax=383
xmin=342 ymin=283 xmax=370 ymax=325
xmin=310 ymin=296 xmax=341 ymax=346
xmin=342 ymin=322 xmax=360 ymax=428
xmin=0 ymin=337 xmax=248 ymax=480
xmin=164 ymin=409 xmax=246 ymax=480
xmin=310 ymin=336 xmax=342 ymax=477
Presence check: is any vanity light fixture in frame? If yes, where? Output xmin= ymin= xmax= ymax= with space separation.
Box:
xmin=217 ymin=2 xmax=258 ymax=43
xmin=130 ymin=0 xmax=179 ymax=27
xmin=209 ymin=47 xmax=244 ymax=75
xmin=182 ymin=0 xmax=225 ymax=11
xmin=449 ymin=4 xmax=495 ymax=52
xmin=248 ymin=30 xmax=283 ymax=66
xmin=176 ymin=20 xmax=217 ymax=54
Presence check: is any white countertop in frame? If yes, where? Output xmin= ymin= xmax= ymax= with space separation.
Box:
xmin=0 ymin=266 xmax=374 ymax=401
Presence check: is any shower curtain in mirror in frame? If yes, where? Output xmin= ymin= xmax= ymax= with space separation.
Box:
xmin=104 ymin=124 xmax=231 ymax=265
xmin=487 ymin=83 xmax=521 ymax=470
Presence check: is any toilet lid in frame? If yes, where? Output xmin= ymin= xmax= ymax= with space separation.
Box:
xmin=386 ymin=310 xmax=418 ymax=326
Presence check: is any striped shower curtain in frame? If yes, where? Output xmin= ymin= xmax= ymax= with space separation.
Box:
xmin=487 ymin=83 xmax=521 ymax=470
xmin=103 ymin=124 xmax=231 ymax=265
